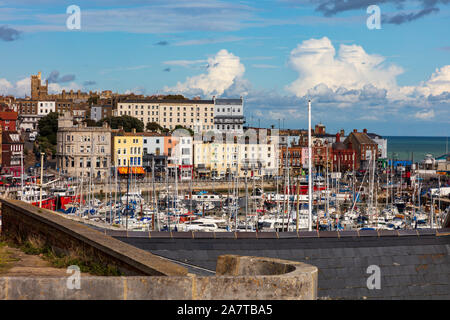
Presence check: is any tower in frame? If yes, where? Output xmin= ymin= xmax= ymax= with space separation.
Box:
xmin=31 ymin=72 xmax=48 ymax=100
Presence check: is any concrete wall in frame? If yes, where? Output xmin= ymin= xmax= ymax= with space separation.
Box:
xmin=0 ymin=255 xmax=317 ymax=300
xmin=0 ymin=200 xmax=318 ymax=300
xmin=0 ymin=199 xmax=187 ymax=276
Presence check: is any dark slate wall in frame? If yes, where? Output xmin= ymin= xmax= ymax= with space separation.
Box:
xmin=114 ymin=234 xmax=450 ymax=300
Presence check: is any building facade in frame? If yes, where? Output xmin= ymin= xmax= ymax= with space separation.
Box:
xmin=37 ymin=101 xmax=56 ymax=116
xmin=56 ymin=113 xmax=112 ymax=180
xmin=344 ymin=129 xmax=378 ymax=170
xmin=1 ymin=131 xmax=24 ymax=176
xmin=331 ymin=133 xmax=356 ymax=172
xmin=112 ymin=131 xmax=143 ymax=171
xmin=90 ymin=105 xmax=112 ymax=122
xmin=194 ymin=140 xmax=277 ymax=178
xmin=115 ymin=99 xmax=215 ymax=133
xmin=0 ymin=111 xmax=18 ymax=132
xmin=213 ymin=98 xmax=245 ymax=134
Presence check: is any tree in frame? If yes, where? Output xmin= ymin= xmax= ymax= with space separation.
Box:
xmin=88 ymin=96 xmax=98 ymax=105
xmin=146 ymin=122 xmax=163 ymax=132
xmin=82 ymin=119 xmax=99 ymax=127
xmin=162 ymin=94 xmax=186 ymax=100
xmin=38 ymin=112 xmax=59 ymax=145
xmin=98 ymin=115 xmax=144 ymax=132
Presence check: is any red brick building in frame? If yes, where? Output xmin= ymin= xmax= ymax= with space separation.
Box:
xmin=332 ymin=133 xmax=356 ymax=172
xmin=0 ymin=111 xmax=18 ymax=132
xmin=343 ymin=129 xmax=378 ymax=170
xmin=280 ymin=145 xmax=303 ymax=176
xmin=1 ymin=131 xmax=24 ymax=176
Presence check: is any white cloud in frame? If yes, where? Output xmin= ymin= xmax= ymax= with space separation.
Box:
xmin=414 ymin=109 xmax=435 ymax=120
xmin=48 ymin=82 xmax=83 ymax=94
xmin=164 ymin=49 xmax=246 ymax=97
xmin=286 ymin=37 xmax=403 ymax=98
xmin=0 ymin=77 xmax=30 ymax=97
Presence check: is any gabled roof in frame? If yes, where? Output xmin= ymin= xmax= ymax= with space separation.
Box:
xmin=347 ymin=132 xmax=377 ymax=145
xmin=2 ymin=130 xmax=23 ymax=144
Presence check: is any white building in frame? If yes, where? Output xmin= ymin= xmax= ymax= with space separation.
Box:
xmin=193 ymin=140 xmax=277 ymax=178
xmin=213 ymin=98 xmax=245 ymax=134
xmin=142 ymin=134 xmax=165 ymax=156
xmin=37 ymin=101 xmax=56 ymax=116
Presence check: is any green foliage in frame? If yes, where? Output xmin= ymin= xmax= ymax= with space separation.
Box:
xmin=98 ymin=115 xmax=144 ymax=132
xmin=37 ymin=112 xmax=58 ymax=145
xmin=82 ymin=119 xmax=99 ymax=127
xmin=88 ymin=96 xmax=98 ymax=105
xmin=162 ymin=94 xmax=186 ymax=100
xmin=17 ymin=240 xmax=123 ymax=276
xmin=146 ymin=122 xmax=163 ymax=132
xmin=37 ymin=136 xmax=56 ymax=156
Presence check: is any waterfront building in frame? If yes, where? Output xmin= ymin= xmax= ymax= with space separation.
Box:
xmin=344 ymin=129 xmax=378 ymax=170
xmin=112 ymin=130 xmax=144 ymax=174
xmin=193 ymin=139 xmax=277 ymax=178
xmin=56 ymin=112 xmax=112 ymax=180
xmin=115 ymin=99 xmax=215 ymax=133
xmin=331 ymin=133 xmax=356 ymax=172
xmin=280 ymin=145 xmax=303 ymax=176
xmin=213 ymin=97 xmax=245 ymax=134
xmin=367 ymin=132 xmax=388 ymax=159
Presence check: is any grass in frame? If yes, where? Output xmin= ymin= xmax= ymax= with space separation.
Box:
xmin=4 ymin=237 xmax=123 ymax=276
xmin=0 ymin=241 xmax=20 ymax=274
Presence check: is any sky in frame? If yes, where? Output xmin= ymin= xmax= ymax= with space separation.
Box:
xmin=0 ymin=0 xmax=449 ymax=136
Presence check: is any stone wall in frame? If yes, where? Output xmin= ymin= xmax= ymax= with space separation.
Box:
xmin=0 ymin=199 xmax=187 ymax=276
xmin=0 ymin=199 xmax=318 ymax=300
xmin=0 ymin=255 xmax=317 ymax=300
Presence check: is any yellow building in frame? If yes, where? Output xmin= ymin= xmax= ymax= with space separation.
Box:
xmin=112 ymin=131 xmax=144 ymax=174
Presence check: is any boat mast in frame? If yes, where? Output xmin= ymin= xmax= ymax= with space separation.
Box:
xmin=39 ymin=152 xmax=44 ymax=208
xmin=308 ymin=100 xmax=312 ymax=231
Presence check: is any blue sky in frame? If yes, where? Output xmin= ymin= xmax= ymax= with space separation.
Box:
xmin=0 ymin=0 xmax=449 ymax=136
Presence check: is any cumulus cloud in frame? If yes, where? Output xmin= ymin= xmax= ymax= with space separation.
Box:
xmin=164 ymin=49 xmax=246 ymax=97
xmin=0 ymin=77 xmax=29 ymax=97
xmin=285 ymin=36 xmax=450 ymax=109
xmin=286 ymin=37 xmax=403 ymax=98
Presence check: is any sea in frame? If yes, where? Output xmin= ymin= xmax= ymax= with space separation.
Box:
xmin=385 ymin=136 xmax=449 ymax=161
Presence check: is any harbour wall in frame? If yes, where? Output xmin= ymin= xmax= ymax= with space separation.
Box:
xmin=111 ymin=228 xmax=450 ymax=300
xmin=0 ymin=199 xmax=318 ymax=300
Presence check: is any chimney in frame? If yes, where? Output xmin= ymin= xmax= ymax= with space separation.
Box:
xmin=363 ymin=128 xmax=367 ymax=133
xmin=336 ymin=133 xmax=340 ymax=143
xmin=132 ymin=128 xmax=136 ymax=134
xmin=340 ymin=129 xmax=345 ymax=137
xmin=353 ymin=129 xmax=357 ymax=133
